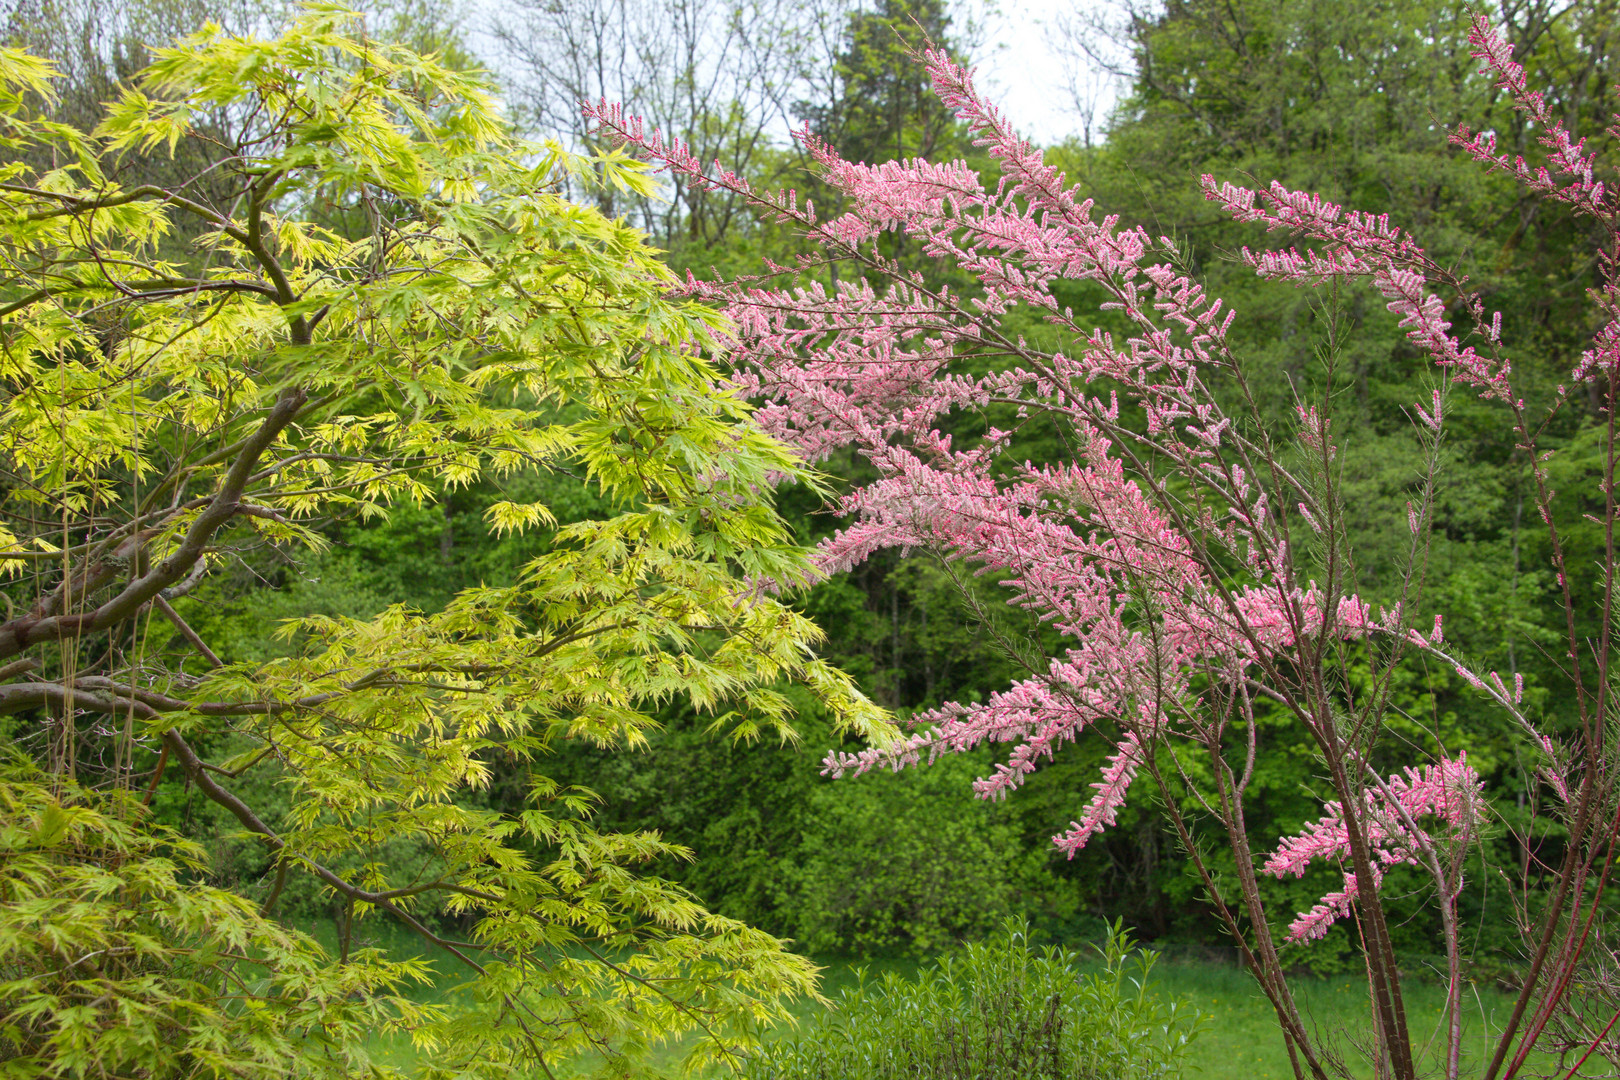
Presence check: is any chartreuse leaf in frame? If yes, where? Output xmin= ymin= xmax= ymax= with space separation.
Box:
xmin=0 ymin=5 xmax=889 ymax=1079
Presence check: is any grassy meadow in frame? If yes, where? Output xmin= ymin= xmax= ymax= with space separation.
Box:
xmin=1151 ymin=960 xmax=1537 ymax=1080
xmin=335 ymin=920 xmax=1558 ymax=1080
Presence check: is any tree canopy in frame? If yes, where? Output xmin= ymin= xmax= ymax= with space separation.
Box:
xmin=0 ymin=7 xmax=885 ymax=1076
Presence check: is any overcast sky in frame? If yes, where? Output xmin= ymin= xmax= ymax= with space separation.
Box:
xmin=473 ymin=0 xmax=1122 ymax=151
xmin=965 ymin=0 xmax=1121 ymax=148
xmin=975 ymin=0 xmax=1089 ymax=146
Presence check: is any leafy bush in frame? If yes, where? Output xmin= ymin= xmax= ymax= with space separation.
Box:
xmin=0 ymin=764 xmax=434 ymax=1076
xmin=775 ymin=754 xmax=1072 ymax=956
xmin=747 ymin=920 xmax=1202 ymax=1080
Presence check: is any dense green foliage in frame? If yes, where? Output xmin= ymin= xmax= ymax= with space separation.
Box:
xmin=8 ymin=0 xmax=1620 ymax=1071
xmin=0 ymin=771 xmax=436 ymax=1077
xmin=0 ymin=8 xmax=889 ymax=1075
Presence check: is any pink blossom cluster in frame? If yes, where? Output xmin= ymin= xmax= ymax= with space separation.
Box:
xmin=594 ymin=41 xmax=1471 ymax=850
xmin=584 ymin=18 xmax=1599 ymax=950
xmin=1264 ymin=757 xmax=1484 ymax=941
xmin=1200 ymin=177 xmax=1516 ymax=403
xmin=1452 ymin=14 xmax=1613 ymax=218
xmin=1451 ymin=15 xmax=1620 ymax=389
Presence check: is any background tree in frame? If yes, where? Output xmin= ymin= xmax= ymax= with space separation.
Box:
xmin=0 ymin=9 xmax=885 ymax=1075
xmin=794 ymin=0 xmax=964 ymax=169
xmin=492 ymin=0 xmax=837 ymax=270
xmin=599 ymin=6 xmax=1620 ymax=1076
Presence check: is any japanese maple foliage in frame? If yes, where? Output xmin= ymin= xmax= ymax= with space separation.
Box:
xmin=592 ymin=14 xmax=1620 ymax=1080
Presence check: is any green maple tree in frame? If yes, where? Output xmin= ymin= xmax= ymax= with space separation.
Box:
xmin=0 ymin=7 xmax=887 ymax=1076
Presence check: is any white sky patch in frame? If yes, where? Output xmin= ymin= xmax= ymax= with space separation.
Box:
xmin=959 ymin=0 xmax=1127 ymax=148
xmin=468 ymin=0 xmax=1119 ymax=151
xmin=971 ymin=0 xmax=1118 ymax=147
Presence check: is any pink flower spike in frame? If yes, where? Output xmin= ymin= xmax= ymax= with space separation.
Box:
xmin=1268 ymin=755 xmax=1482 ymax=944
xmin=1286 ymin=876 xmax=1360 ymax=942
xmin=1544 ymin=768 xmax=1572 ymax=804
xmin=1415 ymin=390 xmax=1443 ymax=432
xmin=1054 ymin=732 xmax=1143 ymax=857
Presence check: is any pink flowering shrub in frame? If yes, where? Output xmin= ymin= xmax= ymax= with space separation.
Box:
xmin=592 ymin=14 xmax=1620 ymax=1080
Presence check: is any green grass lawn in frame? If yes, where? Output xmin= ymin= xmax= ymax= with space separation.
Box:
xmin=341 ymin=923 xmax=1559 ymax=1079
xmin=1151 ymin=959 xmax=1538 ymax=1080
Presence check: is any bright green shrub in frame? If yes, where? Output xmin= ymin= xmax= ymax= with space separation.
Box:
xmin=747 ymin=921 xmax=1202 ymax=1080
xmin=774 ymin=754 xmax=1071 ymax=956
